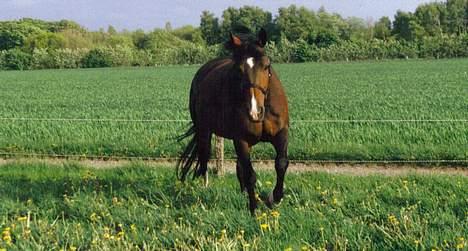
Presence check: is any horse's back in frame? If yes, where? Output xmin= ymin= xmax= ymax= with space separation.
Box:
xmin=189 ymin=57 xmax=234 ymax=122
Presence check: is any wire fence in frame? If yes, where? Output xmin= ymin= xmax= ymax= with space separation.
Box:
xmin=0 ymin=117 xmax=466 ymax=165
xmin=0 ymin=152 xmax=466 ymax=164
xmin=0 ymin=117 xmax=467 ymax=123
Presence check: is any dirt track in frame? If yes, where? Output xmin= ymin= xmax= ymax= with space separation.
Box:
xmin=0 ymin=158 xmax=467 ymax=176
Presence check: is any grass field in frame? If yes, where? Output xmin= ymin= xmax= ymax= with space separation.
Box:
xmin=0 ymin=59 xmax=467 ymax=162
xmin=0 ymin=163 xmax=466 ymax=250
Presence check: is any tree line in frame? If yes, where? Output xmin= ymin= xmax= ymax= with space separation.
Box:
xmin=0 ymin=0 xmax=467 ymax=70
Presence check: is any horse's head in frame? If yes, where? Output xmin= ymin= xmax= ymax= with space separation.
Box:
xmin=228 ymin=28 xmax=271 ymax=122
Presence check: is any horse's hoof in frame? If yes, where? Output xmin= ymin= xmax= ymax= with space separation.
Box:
xmin=265 ymin=193 xmax=275 ymax=209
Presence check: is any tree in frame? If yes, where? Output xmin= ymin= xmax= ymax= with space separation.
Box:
xmin=276 ymin=5 xmax=318 ymax=42
xmin=172 ymin=25 xmax=204 ymax=44
xmin=107 ymin=25 xmax=117 ymax=35
xmin=374 ymin=16 xmax=392 ymax=40
xmin=220 ymin=6 xmax=273 ymax=37
xmin=393 ymin=11 xmax=424 ymax=41
xmin=200 ymin=11 xmax=221 ymax=45
xmin=316 ymin=9 xmax=348 ymax=42
xmin=446 ymin=0 xmax=466 ymax=34
xmin=23 ymin=31 xmax=65 ymax=51
xmin=415 ymin=3 xmax=443 ymax=36
xmin=165 ymin=22 xmax=172 ymax=32
xmin=132 ymin=29 xmax=151 ymax=49
xmin=0 ymin=22 xmax=42 ymax=50
xmin=345 ymin=17 xmax=368 ymax=41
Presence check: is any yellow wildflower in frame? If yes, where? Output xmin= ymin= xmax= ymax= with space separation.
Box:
xmin=69 ymin=246 xmax=77 ymax=251
xmin=130 ymin=224 xmax=137 ymax=232
xmin=388 ymin=214 xmax=399 ymax=226
xmin=271 ymin=210 xmax=280 ymax=218
xmin=256 ymin=212 xmax=267 ymax=221
xmin=219 ymin=229 xmax=226 ymax=240
xmin=89 ymin=212 xmax=100 ymax=222
xmin=17 ymin=216 xmax=28 ymax=221
xmin=456 ymin=237 xmax=465 ymax=249
xmin=103 ymin=233 xmax=111 ymax=240
xmin=332 ymin=197 xmax=338 ymax=206
xmin=260 ymin=223 xmax=269 ymax=231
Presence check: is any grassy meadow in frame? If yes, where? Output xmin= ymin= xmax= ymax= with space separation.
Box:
xmin=0 ymin=163 xmax=466 ymax=250
xmin=0 ymin=59 xmax=467 ymax=162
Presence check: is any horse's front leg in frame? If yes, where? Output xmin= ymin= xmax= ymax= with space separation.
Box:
xmin=234 ymin=139 xmax=257 ymax=215
xmin=267 ymin=128 xmax=289 ymax=207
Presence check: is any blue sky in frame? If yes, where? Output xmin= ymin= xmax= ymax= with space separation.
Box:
xmin=1 ymin=0 xmax=435 ymax=31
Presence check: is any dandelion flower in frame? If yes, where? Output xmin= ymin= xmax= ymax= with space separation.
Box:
xmin=260 ymin=223 xmax=269 ymax=231
xmin=17 ymin=216 xmax=28 ymax=222
xmin=271 ymin=211 xmax=280 ymax=218
xmin=456 ymin=237 xmax=465 ymax=249
xmin=388 ymin=214 xmax=399 ymax=226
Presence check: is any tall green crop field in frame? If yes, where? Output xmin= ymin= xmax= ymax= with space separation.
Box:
xmin=0 ymin=59 xmax=467 ymax=162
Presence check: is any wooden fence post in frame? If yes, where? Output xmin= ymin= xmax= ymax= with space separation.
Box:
xmin=214 ymin=135 xmax=224 ymax=176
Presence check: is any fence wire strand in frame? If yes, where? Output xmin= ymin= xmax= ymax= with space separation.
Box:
xmin=0 ymin=117 xmax=466 ymax=123
xmin=0 ymin=117 xmax=466 ymax=164
xmin=0 ymin=152 xmax=465 ymax=164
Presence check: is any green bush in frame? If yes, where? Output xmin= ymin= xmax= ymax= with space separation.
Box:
xmin=108 ymin=45 xmax=134 ymax=66
xmin=3 ymin=34 xmax=468 ymax=70
xmin=131 ymin=50 xmax=155 ymax=66
xmin=170 ymin=44 xmax=217 ymax=65
xmin=0 ymin=50 xmax=6 ymax=69
xmin=291 ymin=39 xmax=319 ymax=62
xmin=31 ymin=48 xmax=54 ymax=69
xmin=0 ymin=48 xmax=32 ymax=70
xmin=265 ymin=37 xmax=296 ymax=63
xmin=81 ymin=48 xmax=113 ymax=68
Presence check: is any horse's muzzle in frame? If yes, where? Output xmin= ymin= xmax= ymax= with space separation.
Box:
xmin=249 ymin=106 xmax=265 ymax=122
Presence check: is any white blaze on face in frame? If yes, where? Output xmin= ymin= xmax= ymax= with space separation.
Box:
xmin=250 ymin=92 xmax=259 ymax=120
xmin=246 ymin=57 xmax=254 ymax=68
xmin=246 ymin=57 xmax=259 ymax=120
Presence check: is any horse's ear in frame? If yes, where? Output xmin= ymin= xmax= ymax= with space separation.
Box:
xmin=257 ymin=28 xmax=267 ymax=48
xmin=230 ymin=32 xmax=242 ymax=47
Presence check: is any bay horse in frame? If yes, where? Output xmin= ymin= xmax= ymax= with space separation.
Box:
xmin=177 ymin=28 xmax=289 ymax=214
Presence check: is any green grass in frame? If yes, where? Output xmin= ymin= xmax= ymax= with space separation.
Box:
xmin=0 ymin=163 xmax=466 ymax=250
xmin=0 ymin=59 xmax=467 ymax=162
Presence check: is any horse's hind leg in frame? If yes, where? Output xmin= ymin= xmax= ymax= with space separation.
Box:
xmin=195 ymin=127 xmax=212 ymax=186
xmin=267 ymin=128 xmax=289 ymax=207
xmin=234 ymin=140 xmax=257 ymax=214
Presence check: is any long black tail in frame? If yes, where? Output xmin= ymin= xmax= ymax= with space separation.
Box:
xmin=176 ymin=125 xmax=199 ymax=181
